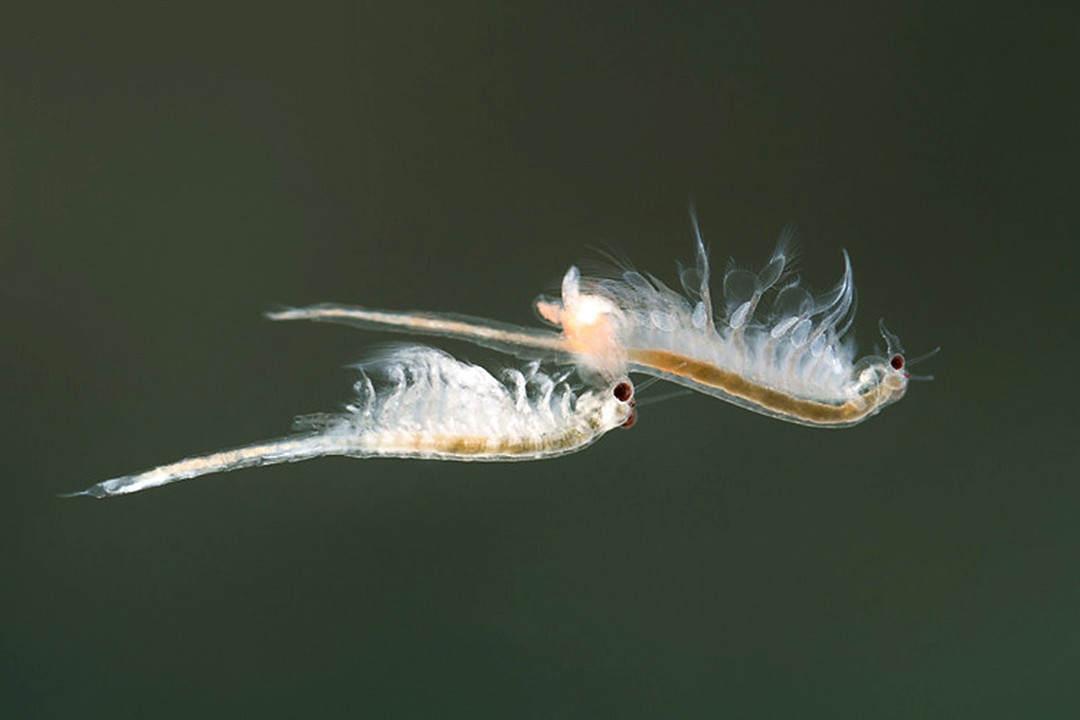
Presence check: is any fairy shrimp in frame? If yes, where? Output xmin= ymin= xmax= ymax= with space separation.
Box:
xmin=268 ymin=208 xmax=935 ymax=428
xmin=63 ymin=347 xmax=636 ymax=498
xmin=576 ymin=211 xmax=937 ymax=427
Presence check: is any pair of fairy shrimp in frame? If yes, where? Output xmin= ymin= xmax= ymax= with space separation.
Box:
xmin=65 ymin=208 xmax=932 ymax=498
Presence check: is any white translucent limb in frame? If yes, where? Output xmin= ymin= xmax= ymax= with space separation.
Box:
xmin=686 ymin=203 xmax=714 ymax=329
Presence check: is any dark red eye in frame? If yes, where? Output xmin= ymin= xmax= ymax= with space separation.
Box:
xmin=621 ymin=407 xmax=638 ymax=429
xmin=613 ymin=381 xmax=633 ymax=402
xmin=890 ymin=354 xmax=904 ymax=370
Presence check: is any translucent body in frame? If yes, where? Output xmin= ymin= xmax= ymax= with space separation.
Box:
xmin=573 ymin=227 xmax=908 ymax=426
xmin=269 ymin=214 xmax=915 ymax=427
xmin=65 ymin=347 xmax=634 ymax=498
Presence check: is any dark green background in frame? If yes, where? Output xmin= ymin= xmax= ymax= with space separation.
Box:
xmin=4 ymin=3 xmax=1077 ymax=717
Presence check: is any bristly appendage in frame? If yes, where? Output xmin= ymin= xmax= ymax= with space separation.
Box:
xmin=580 ymin=222 xmax=857 ymax=402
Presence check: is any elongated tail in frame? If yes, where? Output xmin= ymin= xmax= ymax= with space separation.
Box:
xmin=267 ymin=304 xmax=566 ymax=359
xmin=62 ymin=435 xmax=354 ymax=498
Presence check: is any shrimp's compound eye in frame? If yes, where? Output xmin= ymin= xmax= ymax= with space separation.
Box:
xmin=621 ymin=407 xmax=638 ymax=429
xmin=613 ymin=381 xmax=633 ymax=402
xmin=890 ymin=354 xmax=904 ymax=371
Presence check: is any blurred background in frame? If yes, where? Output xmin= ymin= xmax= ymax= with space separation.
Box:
xmin=3 ymin=2 xmax=1077 ymax=717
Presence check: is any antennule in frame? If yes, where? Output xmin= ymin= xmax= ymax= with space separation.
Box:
xmin=906 ymin=346 xmax=942 ymax=366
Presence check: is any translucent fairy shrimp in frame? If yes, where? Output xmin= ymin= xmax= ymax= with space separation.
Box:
xmin=63 ymin=347 xmax=636 ymax=498
xmin=574 ymin=211 xmax=938 ymax=427
xmin=269 ymin=209 xmax=934 ymax=428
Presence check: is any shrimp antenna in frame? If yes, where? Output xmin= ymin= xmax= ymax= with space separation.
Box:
xmin=633 ymin=374 xmax=667 ymax=395
xmin=906 ymin=346 xmax=941 ymax=366
xmin=904 ymin=345 xmax=940 ymax=381
xmin=636 ymin=388 xmax=695 ymax=407
xmin=631 ymin=373 xmax=696 ymax=407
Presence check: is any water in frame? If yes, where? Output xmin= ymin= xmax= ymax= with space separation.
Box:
xmin=4 ymin=3 xmax=1078 ymax=717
